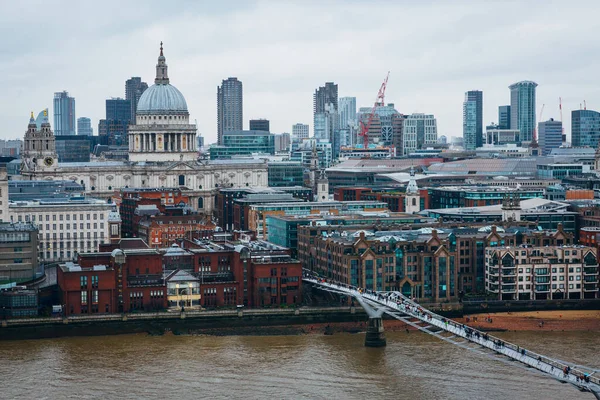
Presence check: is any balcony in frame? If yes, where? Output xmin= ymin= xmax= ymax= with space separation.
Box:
xmin=584 ymin=284 xmax=598 ymax=291
xmin=535 ymin=284 xmax=550 ymax=293
xmin=488 ymin=268 xmax=499 ymax=276
xmin=584 ymin=267 xmax=599 ymax=275
xmin=501 ymin=278 xmax=516 ymax=284
xmin=584 ymin=276 xmax=599 ymax=283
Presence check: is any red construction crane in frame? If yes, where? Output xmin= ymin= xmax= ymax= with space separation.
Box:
xmin=358 ymin=72 xmax=390 ymax=149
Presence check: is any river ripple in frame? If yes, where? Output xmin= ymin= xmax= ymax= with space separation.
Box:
xmin=0 ymin=331 xmax=598 ymax=399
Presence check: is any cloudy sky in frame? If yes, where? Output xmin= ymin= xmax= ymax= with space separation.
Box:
xmin=2 ymin=0 xmax=599 ymax=144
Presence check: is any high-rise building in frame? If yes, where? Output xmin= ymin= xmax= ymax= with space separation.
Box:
xmin=53 ymin=91 xmax=76 ymax=136
xmin=292 ymin=123 xmax=309 ymax=139
xmin=77 ymin=117 xmax=93 ymax=136
xmin=572 ymin=109 xmax=600 ymax=147
xmin=462 ymin=91 xmax=483 ymax=150
xmin=498 ymin=105 xmax=511 ymax=130
xmin=402 ymin=113 xmax=438 ymax=155
xmin=249 ymin=119 xmax=270 ymax=132
xmin=99 ymin=98 xmax=131 ymax=146
xmin=125 ymin=77 xmax=148 ymax=123
xmin=338 ymin=97 xmax=357 ymax=128
xmin=217 ymin=77 xmax=243 ymax=145
xmin=357 ymin=104 xmax=405 ymax=150
xmin=538 ymin=118 xmax=563 ymax=156
xmin=313 ymin=82 xmax=338 ymax=115
xmin=314 ymin=104 xmax=340 ymax=157
xmin=509 ymin=81 xmax=537 ymax=142
xmin=106 ymin=98 xmax=131 ymax=122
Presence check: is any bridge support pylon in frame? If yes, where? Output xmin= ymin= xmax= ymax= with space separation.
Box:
xmin=365 ymin=317 xmax=386 ymax=347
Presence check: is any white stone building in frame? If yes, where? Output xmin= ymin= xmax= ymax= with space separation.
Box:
xmin=9 ymin=198 xmax=120 ymax=263
xmin=19 ymin=44 xmax=268 ymax=214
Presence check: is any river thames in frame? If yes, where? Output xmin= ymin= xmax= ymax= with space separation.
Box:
xmin=1 ymin=331 xmax=598 ymax=399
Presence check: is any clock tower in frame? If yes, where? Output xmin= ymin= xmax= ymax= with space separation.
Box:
xmin=22 ymin=110 xmax=58 ymax=172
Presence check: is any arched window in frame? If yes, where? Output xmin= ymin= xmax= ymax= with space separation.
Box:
xmin=198 ymin=198 xmax=204 ymax=209
xmin=412 ymin=198 xmax=417 ymax=206
xmin=178 ymin=175 xmax=185 ymax=186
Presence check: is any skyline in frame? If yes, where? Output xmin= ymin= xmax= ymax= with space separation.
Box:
xmin=2 ymin=1 xmax=600 ymax=144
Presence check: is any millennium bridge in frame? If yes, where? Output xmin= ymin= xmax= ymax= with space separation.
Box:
xmin=303 ymin=274 xmax=600 ymax=399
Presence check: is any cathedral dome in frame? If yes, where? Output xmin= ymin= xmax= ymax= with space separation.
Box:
xmin=136 ymin=42 xmax=188 ymax=115
xmin=137 ymin=84 xmax=188 ymax=115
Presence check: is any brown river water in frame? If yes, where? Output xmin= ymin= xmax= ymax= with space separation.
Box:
xmin=0 ymin=330 xmax=598 ymax=399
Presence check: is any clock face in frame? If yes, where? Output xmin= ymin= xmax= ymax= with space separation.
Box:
xmin=44 ymin=157 xmax=54 ymax=167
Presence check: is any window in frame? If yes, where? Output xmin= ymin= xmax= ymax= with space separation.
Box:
xmin=80 ymin=276 xmax=88 ymax=288
xmin=81 ymin=290 xmax=88 ymax=304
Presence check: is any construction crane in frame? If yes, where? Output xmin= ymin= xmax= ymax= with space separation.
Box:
xmin=532 ymin=103 xmax=545 ymax=143
xmin=559 ymin=97 xmax=565 ymax=143
xmin=358 ymin=72 xmax=390 ymax=149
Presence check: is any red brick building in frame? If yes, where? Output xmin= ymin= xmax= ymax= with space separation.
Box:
xmin=333 ymin=187 xmax=429 ymax=212
xmin=115 ymin=188 xmax=190 ymax=237
xmin=58 ymin=238 xmax=302 ymax=315
xmin=137 ymin=215 xmax=216 ymax=248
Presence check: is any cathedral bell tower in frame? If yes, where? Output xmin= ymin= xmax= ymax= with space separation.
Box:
xmin=22 ymin=110 xmax=58 ymax=173
xmin=404 ymin=167 xmax=421 ymax=214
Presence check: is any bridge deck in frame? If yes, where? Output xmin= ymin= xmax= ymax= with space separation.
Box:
xmin=304 ymin=276 xmax=600 ymax=398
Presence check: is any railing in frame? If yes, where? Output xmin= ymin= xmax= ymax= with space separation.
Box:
xmin=303 ymin=275 xmax=600 ymax=396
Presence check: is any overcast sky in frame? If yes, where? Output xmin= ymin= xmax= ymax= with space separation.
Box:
xmin=2 ymin=0 xmax=600 ymax=144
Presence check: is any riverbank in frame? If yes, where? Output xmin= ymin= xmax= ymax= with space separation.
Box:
xmin=457 ymin=310 xmax=600 ymax=332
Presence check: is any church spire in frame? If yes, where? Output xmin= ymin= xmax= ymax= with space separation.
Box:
xmin=155 ymin=41 xmax=170 ymax=85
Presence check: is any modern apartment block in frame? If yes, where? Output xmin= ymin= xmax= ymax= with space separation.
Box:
xmin=485 ymin=245 xmax=599 ymax=300
xmin=509 ymin=81 xmax=537 ymax=142
xmin=53 ymin=91 xmax=76 ymax=136
xmin=217 ymin=77 xmax=243 ymax=145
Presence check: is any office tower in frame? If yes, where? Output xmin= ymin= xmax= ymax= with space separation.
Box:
xmin=292 ymin=123 xmax=309 ymax=139
xmin=314 ymin=104 xmax=340 ymax=158
xmin=538 ymin=119 xmax=563 ymax=156
xmin=99 ymin=98 xmax=131 ymax=146
xmin=357 ymin=103 xmax=405 ymax=149
xmin=249 ymin=119 xmax=270 ymax=132
xmin=571 ymin=109 xmax=600 ymax=147
xmin=217 ymin=77 xmax=243 ymax=145
xmin=106 ymin=98 xmax=131 ymax=121
xmin=402 ymin=113 xmax=438 ymax=155
xmin=498 ymin=105 xmax=511 ymax=130
xmin=339 ymin=97 xmax=357 ymax=128
xmin=313 ymin=82 xmax=338 ymax=115
xmin=462 ymin=91 xmax=482 ymax=150
xmin=274 ymin=132 xmax=291 ymax=152
xmin=509 ymin=81 xmax=537 ymax=142
xmin=77 ymin=117 xmax=93 ymax=136
xmin=53 ymin=91 xmax=76 ymax=136
xmin=125 ymin=77 xmax=148 ymax=123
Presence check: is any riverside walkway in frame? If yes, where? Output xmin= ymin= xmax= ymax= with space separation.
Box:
xmin=304 ymin=275 xmax=600 ymax=399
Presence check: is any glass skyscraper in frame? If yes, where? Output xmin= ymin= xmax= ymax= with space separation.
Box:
xmin=53 ymin=91 xmax=76 ymax=136
xmin=509 ymin=81 xmax=537 ymax=142
xmin=463 ymin=90 xmax=483 ymax=150
xmin=77 ymin=117 xmax=93 ymax=136
xmin=571 ymin=109 xmax=600 ymax=147
xmin=498 ymin=105 xmax=511 ymax=130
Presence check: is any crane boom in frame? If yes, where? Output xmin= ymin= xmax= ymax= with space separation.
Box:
xmin=559 ymin=97 xmax=564 ymax=143
xmin=359 ymin=72 xmax=390 ymax=149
